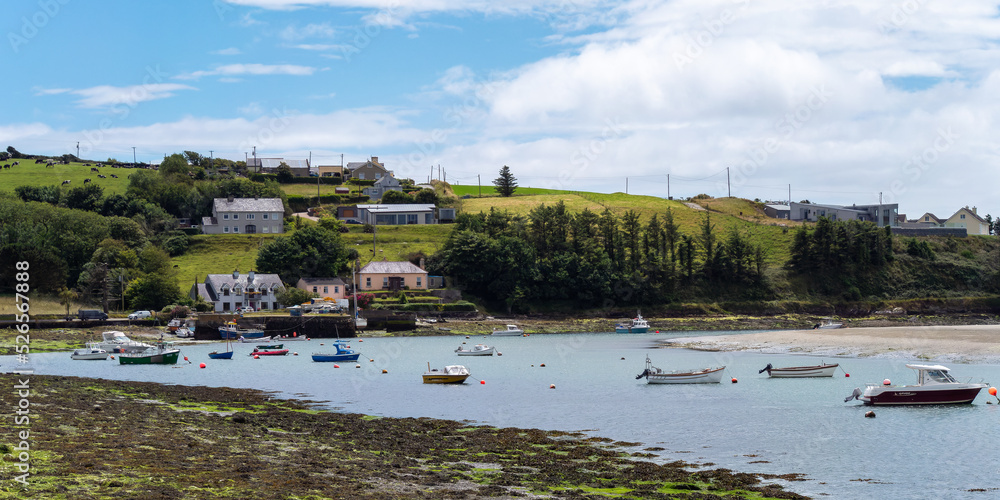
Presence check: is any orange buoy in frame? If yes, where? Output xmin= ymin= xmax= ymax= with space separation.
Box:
xmin=253 ymin=354 xmax=259 ymax=359
xmin=199 ymin=363 xmax=206 ymax=369
xmin=334 ymin=364 xmax=340 ymax=368
xmin=883 ymin=379 xmax=891 ymax=385
xmin=356 ymin=364 xmax=361 ymax=368
xmin=369 ymin=358 xmax=374 ymax=362
xmin=540 ymin=363 xmax=546 ymax=367
xmin=656 ymin=330 xmax=660 ymax=333
xmin=359 ymin=339 xmax=363 ymax=342
xmin=110 ymin=355 xmax=114 ymax=359
xmin=990 ymin=387 xmax=998 ymax=396
xmin=480 ymin=380 xmax=485 ymax=385
xmin=382 ymin=369 xmax=387 ymax=374
xmin=731 ymin=378 xmax=738 ymax=383
xmin=549 ymin=384 xmax=555 ymax=389
xmin=183 ymin=356 xmax=189 ymax=362
xmin=845 ymin=373 xmax=850 ymax=377
xmin=497 ymin=352 xmax=502 ymax=356
xmin=293 ymin=352 xmax=298 ymax=356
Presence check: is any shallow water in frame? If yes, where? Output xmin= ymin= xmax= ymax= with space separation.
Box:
xmin=7 ymin=330 xmax=1000 ymax=499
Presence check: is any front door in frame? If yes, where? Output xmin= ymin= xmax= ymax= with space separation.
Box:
xmin=245 ymin=224 xmax=256 ymax=234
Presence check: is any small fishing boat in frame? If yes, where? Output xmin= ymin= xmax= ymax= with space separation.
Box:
xmin=219 ymin=321 xmax=265 ymax=340
xmin=71 ymin=343 xmax=108 ymax=360
xmin=254 ymin=344 xmax=284 ymax=350
xmin=813 ymin=318 xmax=843 ymax=329
xmin=845 ymin=364 xmax=988 ymax=405
xmin=616 ymin=312 xmax=650 ymax=333
xmin=455 ymin=344 xmax=495 ymax=356
xmin=759 ymin=362 xmax=838 ymax=378
xmin=119 ymin=343 xmax=180 ymax=365
xmin=249 ymin=347 xmax=289 ymax=356
xmin=491 ymin=324 xmax=524 ymax=336
xmin=312 ymin=342 xmax=361 ymax=362
xmin=95 ymin=331 xmax=153 ymax=354
xmin=635 ymin=355 xmax=725 ymax=384
xmin=422 ymin=363 xmax=471 ymax=384
xmin=208 ymin=336 xmax=234 ymax=360
xmin=239 ymin=335 xmax=274 ymax=343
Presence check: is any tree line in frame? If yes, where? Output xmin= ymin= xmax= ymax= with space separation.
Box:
xmin=428 ymin=201 xmax=771 ymax=311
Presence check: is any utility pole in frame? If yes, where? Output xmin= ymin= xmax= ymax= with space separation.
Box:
xmin=667 ymin=174 xmax=671 ymax=199
xmin=478 ymin=174 xmax=481 ymax=197
xmin=132 ymin=146 xmax=136 ymax=165
xmin=727 ymin=167 xmax=731 ymax=198
xmin=252 ymin=146 xmax=256 ymax=173
xmin=76 ymin=141 xmax=80 ymax=159
xmin=626 ymin=177 xmax=628 ymax=194
xmin=438 ymin=165 xmax=441 ymax=181
xmin=209 ymin=150 xmax=213 ymax=173
xmin=788 ymin=184 xmax=791 ymax=205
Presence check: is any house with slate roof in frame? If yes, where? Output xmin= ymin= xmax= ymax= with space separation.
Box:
xmin=296 ymin=277 xmax=347 ymax=300
xmin=347 ymin=156 xmax=391 ymax=180
xmin=362 ymin=174 xmax=403 ymax=199
xmin=357 ymin=259 xmax=428 ymax=291
xmin=201 ymin=197 xmax=286 ymax=234
xmin=190 ymin=270 xmax=286 ymax=312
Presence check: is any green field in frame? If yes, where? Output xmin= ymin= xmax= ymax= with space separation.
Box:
xmin=450 ymin=184 xmax=578 ymax=197
xmin=0 ymin=160 xmax=132 ymax=195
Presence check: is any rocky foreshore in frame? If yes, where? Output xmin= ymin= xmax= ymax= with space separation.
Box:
xmin=0 ymin=375 xmax=808 ymax=499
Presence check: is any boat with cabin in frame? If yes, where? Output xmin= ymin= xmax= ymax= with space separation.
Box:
xmin=422 ymin=363 xmax=471 ymax=384
xmin=71 ymin=343 xmax=108 ymax=360
xmin=95 ymin=331 xmax=154 ymax=354
xmin=491 ymin=325 xmax=524 ymax=336
xmin=455 ymin=344 xmax=495 ymax=356
xmin=845 ymin=364 xmax=988 ymax=405
xmin=312 ymin=342 xmax=361 ymax=362
xmin=616 ymin=312 xmax=650 ymax=333
xmin=118 ymin=342 xmax=180 ymax=365
xmin=219 ymin=321 xmax=265 ymax=340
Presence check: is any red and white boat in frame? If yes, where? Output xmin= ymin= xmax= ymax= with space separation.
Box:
xmin=759 ymin=362 xmax=838 ymax=378
xmin=846 ymin=364 xmax=988 ymax=405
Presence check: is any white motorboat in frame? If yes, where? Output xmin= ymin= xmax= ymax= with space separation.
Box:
xmin=491 ymin=324 xmax=524 ymax=336
xmin=455 ymin=344 xmax=495 ymax=356
xmin=636 ymin=355 xmax=725 ymax=384
xmin=94 ymin=331 xmax=153 ymax=354
xmin=423 ymin=363 xmax=471 ymax=384
xmin=71 ymin=343 xmax=109 ymax=360
xmin=616 ymin=312 xmax=650 ymax=333
xmin=814 ymin=318 xmax=843 ymax=329
xmin=845 ymin=364 xmax=989 ymax=405
xmin=759 ymin=362 xmax=839 ymax=378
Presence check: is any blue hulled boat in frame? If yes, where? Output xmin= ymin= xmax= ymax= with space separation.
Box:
xmin=312 ymin=342 xmax=361 ymax=362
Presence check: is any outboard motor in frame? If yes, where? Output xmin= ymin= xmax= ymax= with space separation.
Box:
xmin=635 ymin=369 xmax=649 ymax=380
xmin=844 ymin=387 xmax=862 ymax=402
xmin=758 ymin=363 xmax=773 ymax=374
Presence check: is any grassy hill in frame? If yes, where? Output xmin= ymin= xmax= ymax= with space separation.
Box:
xmin=457 ymin=191 xmax=796 ymax=266
xmin=0 ymin=160 xmax=132 ymax=195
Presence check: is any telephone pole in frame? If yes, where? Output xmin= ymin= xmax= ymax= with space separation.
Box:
xmin=209 ymin=150 xmax=213 ymax=173
xmin=76 ymin=141 xmax=80 ymax=159
xmin=132 ymin=146 xmax=136 ymax=165
xmin=478 ymin=174 xmax=481 ymax=197
xmin=727 ymin=167 xmax=731 ymax=198
xmin=667 ymin=174 xmax=670 ymax=199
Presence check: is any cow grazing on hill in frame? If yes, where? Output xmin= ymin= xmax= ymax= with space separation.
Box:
xmin=62 ymin=180 xmax=70 ymax=185
xmin=97 ymin=175 xmax=106 ymax=178
xmin=90 ymin=167 xmax=99 ymax=173
xmin=109 ymin=174 xmax=118 ymax=178
xmin=83 ymin=178 xmax=91 ymax=184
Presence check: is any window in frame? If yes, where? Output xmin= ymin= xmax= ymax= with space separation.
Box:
xmin=248 ymin=214 xmax=255 ymax=220
xmin=260 ymin=288 xmax=267 ymax=296
xmin=263 ymin=226 xmax=270 ymax=233
xmin=401 ymin=277 xmax=405 ymax=286
xmin=274 ymin=213 xmax=281 ymax=220
xmin=233 ymin=226 xmax=240 ymax=233
xmin=334 ymin=286 xmax=339 ymax=294
xmin=245 ymin=224 xmax=256 ymax=234
xmin=383 ymin=277 xmax=388 ymax=287
xmin=234 ymin=286 xmax=242 ymax=295
xmin=273 ymin=225 xmax=280 ymax=233
xmin=417 ymin=277 xmax=422 ymax=287
xmin=366 ymin=277 xmax=371 ymax=288
xmin=224 ymin=226 xmax=230 ymax=233
xmin=376 ymin=173 xmax=382 ymax=179
xmin=358 ymin=173 xmax=365 ymax=180
xmin=323 ymin=286 xmax=328 ymax=293
xmin=425 ymin=213 xmax=433 ymax=224
xmin=960 ymin=214 xmax=966 ymax=219
xmin=263 ymin=214 xmax=269 ymax=220
xmin=224 ymin=214 xmax=229 ymax=220
xmin=313 ymin=286 xmax=318 ymax=293
xmin=233 ymin=214 xmax=239 ymax=220
xmin=260 ymin=303 xmax=268 ymax=310
xmin=223 ymin=303 xmax=230 ymax=311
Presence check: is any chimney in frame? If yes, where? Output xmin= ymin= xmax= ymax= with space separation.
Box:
xmin=371 ymin=156 xmax=379 ymax=164
xmin=248 ymin=271 xmax=255 ymax=283
xmin=227 ymin=195 xmax=234 ymax=203
xmin=972 ymin=206 xmax=977 ymax=214
xmin=419 ymin=258 xmax=425 ymax=270
xmin=232 ymin=270 xmax=239 ymax=279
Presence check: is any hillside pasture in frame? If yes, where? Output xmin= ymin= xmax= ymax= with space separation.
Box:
xmin=0 ymin=160 xmax=133 ymax=195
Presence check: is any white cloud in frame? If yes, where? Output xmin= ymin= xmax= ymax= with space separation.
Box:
xmin=213 ymin=47 xmax=243 ymax=55
xmin=292 ymin=43 xmax=347 ymax=51
xmin=36 ymin=84 xmax=197 ymax=109
xmin=281 ymin=22 xmax=336 ymax=40
xmin=882 ymin=61 xmax=954 ymax=77
xmin=175 ymin=63 xmax=318 ymax=80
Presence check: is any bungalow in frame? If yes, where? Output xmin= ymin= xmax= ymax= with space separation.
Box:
xmin=201 ymin=197 xmax=285 ymax=234
xmin=296 ymin=277 xmax=347 ymax=300
xmin=357 ymin=259 xmax=428 ymax=291
xmin=357 ymin=204 xmax=437 ymax=225
xmin=190 ymin=270 xmax=285 ymax=312
xmin=788 ymin=202 xmax=899 ymax=227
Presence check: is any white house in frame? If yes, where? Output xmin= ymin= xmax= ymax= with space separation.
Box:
xmin=362 ymin=175 xmax=403 ymax=199
xmin=190 ymin=270 xmax=286 ymax=312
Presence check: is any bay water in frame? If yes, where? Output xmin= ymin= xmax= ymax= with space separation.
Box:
xmin=7 ymin=330 xmax=1000 ymax=499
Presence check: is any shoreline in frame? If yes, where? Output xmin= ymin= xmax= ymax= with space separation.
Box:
xmin=667 ymin=324 xmax=1000 ymax=363
xmin=0 ymin=375 xmax=808 ymax=499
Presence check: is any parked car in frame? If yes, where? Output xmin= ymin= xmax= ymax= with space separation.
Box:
xmin=128 ymin=310 xmax=152 ymax=320
xmin=78 ymin=309 xmax=108 ymax=320
xmin=236 ymin=306 xmax=255 ymax=313
xmin=344 ymin=219 xmax=362 ymax=224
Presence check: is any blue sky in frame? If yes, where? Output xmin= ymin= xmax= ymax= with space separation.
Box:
xmin=4 ymin=0 xmax=1000 ymax=219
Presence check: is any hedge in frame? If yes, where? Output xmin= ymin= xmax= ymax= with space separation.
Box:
xmin=249 ymin=173 xmax=344 ymax=185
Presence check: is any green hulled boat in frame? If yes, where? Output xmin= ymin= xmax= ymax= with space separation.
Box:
xmin=119 ymin=343 xmax=181 ymax=365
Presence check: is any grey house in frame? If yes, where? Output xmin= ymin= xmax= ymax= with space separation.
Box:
xmin=201 ymin=197 xmax=285 ymax=234
xmin=788 ymin=202 xmax=899 ymax=227
xmin=362 ymin=175 xmax=403 ymax=199
xmin=190 ymin=270 xmax=286 ymax=312
xmin=347 ymin=157 xmax=391 ymax=180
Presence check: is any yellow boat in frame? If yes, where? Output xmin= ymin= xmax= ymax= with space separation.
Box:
xmin=422 ymin=363 xmax=470 ymax=384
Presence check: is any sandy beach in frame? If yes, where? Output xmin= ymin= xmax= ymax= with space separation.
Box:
xmin=669 ymin=324 xmax=1000 ymax=363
